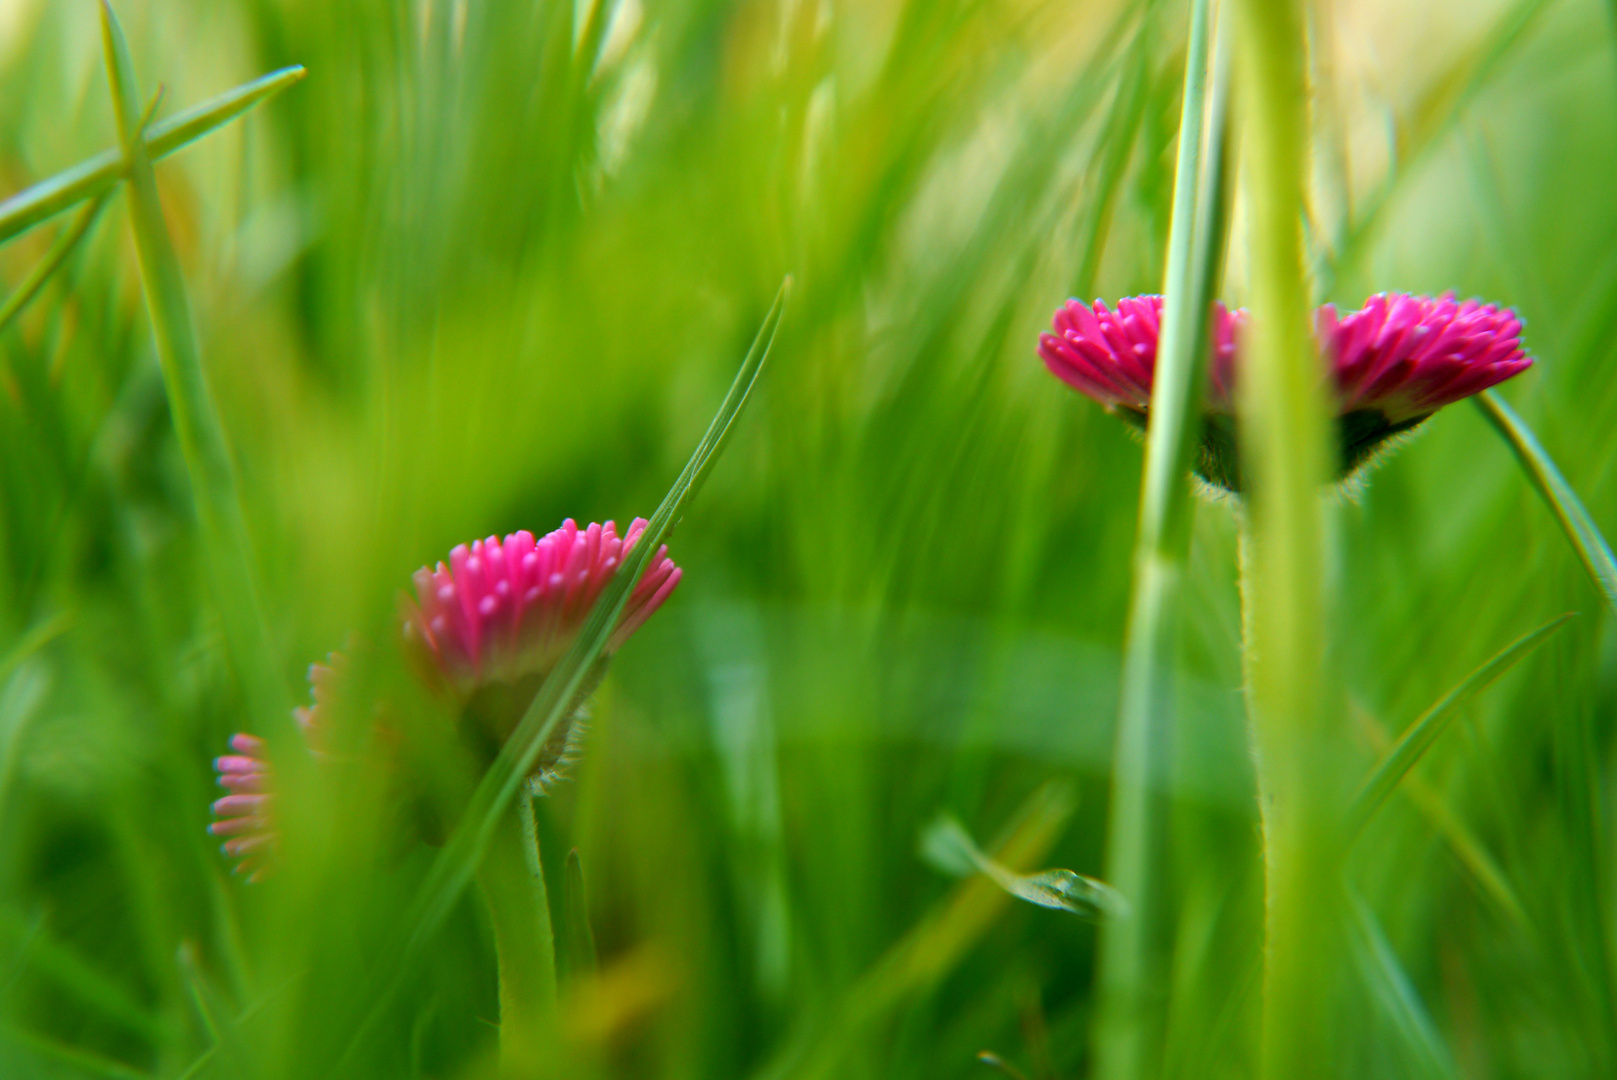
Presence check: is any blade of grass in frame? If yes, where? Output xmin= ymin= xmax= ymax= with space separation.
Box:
xmin=1093 ymin=0 xmax=1230 ymax=1075
xmin=0 ymin=65 xmax=305 ymax=248
xmin=339 ymin=277 xmax=789 ymax=1068
xmin=0 ymin=192 xmax=112 ymax=336
xmin=1349 ymin=701 xmax=1529 ymax=928
xmin=100 ymin=2 xmax=289 ymax=724
xmin=1346 ymin=614 xmax=1571 ymax=839
xmin=1476 ymin=390 xmax=1617 ymax=612
xmin=921 ymin=812 xmax=1127 ymax=919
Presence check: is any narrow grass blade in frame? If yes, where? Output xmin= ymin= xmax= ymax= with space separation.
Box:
xmin=0 ymin=192 xmax=111 ymax=335
xmin=1349 ymin=895 xmax=1460 ymax=1080
xmin=1351 ymin=700 xmax=1529 ymax=926
xmin=100 ymin=2 xmax=288 ymax=723
xmin=0 ymin=65 xmax=305 ymax=248
xmin=1094 ymin=0 xmax=1228 ymax=1075
xmin=1347 ymin=613 xmax=1571 ymax=838
xmin=560 ymin=848 xmax=599 ymax=981
xmin=1477 ymin=390 xmax=1617 ymax=612
xmin=922 ymin=813 xmax=1126 ymax=919
xmin=340 ymin=278 xmax=788 ymax=1067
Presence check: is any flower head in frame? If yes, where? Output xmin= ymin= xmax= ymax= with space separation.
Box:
xmin=1320 ymin=292 xmax=1531 ymax=423
xmin=1038 ymin=295 xmax=1245 ymax=415
xmin=1038 ymin=291 xmax=1531 ymax=490
xmin=402 ymin=518 xmax=680 ymax=694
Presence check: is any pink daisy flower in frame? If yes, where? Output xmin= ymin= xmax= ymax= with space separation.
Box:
xmin=1320 ymin=292 xmax=1531 ymax=424
xmin=1037 ymin=291 xmax=1531 ymax=489
xmin=1038 ymin=295 xmax=1246 ymax=415
xmin=209 ymin=519 xmax=680 ymax=878
xmin=401 ymin=517 xmax=681 ymax=695
xmin=400 ymin=517 xmax=681 ymax=788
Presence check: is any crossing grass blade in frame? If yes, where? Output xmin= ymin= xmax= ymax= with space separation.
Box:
xmin=1346 ymin=613 xmax=1571 ymax=839
xmin=338 ymin=277 xmax=789 ymax=1067
xmin=0 ymin=65 xmax=305 ymax=248
xmin=1094 ymin=0 xmax=1228 ymax=1075
xmin=1477 ymin=390 xmax=1617 ymax=612
xmin=99 ymin=0 xmax=290 ymax=725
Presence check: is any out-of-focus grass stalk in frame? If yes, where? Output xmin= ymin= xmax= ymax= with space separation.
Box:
xmin=99 ymin=2 xmax=289 ymax=724
xmin=0 ymin=193 xmax=110 ymax=334
xmin=1092 ymin=1 xmax=1227 ymax=1076
xmin=1230 ymin=0 xmax=1340 ymax=1074
xmin=1476 ymin=390 xmax=1617 ymax=612
xmin=0 ymin=64 xmax=305 ymax=247
xmin=475 ymin=792 xmax=558 ymax=1069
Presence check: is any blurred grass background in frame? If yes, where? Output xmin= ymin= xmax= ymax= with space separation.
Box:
xmin=0 ymin=0 xmax=1614 ymax=1076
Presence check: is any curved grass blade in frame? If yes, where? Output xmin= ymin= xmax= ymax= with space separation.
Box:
xmin=1355 ymin=701 xmax=1529 ymax=927
xmin=1477 ymin=390 xmax=1617 ymax=611
xmin=0 ymin=65 xmax=305 ymax=248
xmin=1346 ymin=613 xmax=1571 ymax=839
xmin=922 ymin=813 xmax=1127 ymax=920
xmin=100 ymin=2 xmax=289 ymax=723
xmin=339 ymin=278 xmax=789 ymax=1069
xmin=0 ymin=192 xmax=112 ymax=336
xmin=1095 ymin=0 xmax=1229 ymax=1075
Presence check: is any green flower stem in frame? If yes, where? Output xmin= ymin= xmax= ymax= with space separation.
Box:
xmin=1230 ymin=0 xmax=1342 ymax=1074
xmin=476 ymin=789 xmax=559 ymax=1071
xmin=1092 ymin=0 xmax=1228 ymax=1076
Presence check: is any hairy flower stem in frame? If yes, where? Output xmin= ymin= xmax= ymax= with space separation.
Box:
xmin=477 ymin=791 xmax=559 ymax=1074
xmin=1230 ymin=0 xmax=1343 ymax=1074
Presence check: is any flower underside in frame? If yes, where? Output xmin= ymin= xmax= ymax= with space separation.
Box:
xmin=1039 ymin=292 xmax=1532 ymax=492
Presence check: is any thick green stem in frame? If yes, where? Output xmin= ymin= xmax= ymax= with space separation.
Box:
xmin=477 ymin=791 xmax=558 ymax=1074
xmin=1229 ymin=0 xmax=1342 ymax=1074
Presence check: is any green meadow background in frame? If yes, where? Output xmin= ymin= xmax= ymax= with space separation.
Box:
xmin=0 ymin=0 xmax=1614 ymax=1076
